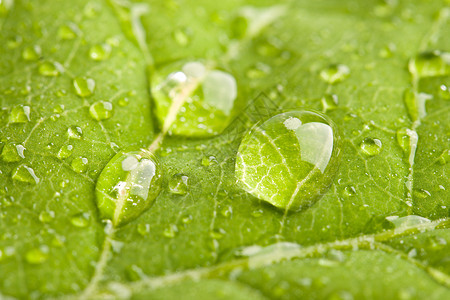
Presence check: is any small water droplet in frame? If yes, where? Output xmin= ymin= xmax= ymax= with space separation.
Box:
xmin=413 ymin=188 xmax=431 ymax=199
xmin=182 ymin=215 xmax=193 ymax=224
xmin=235 ymin=110 xmax=341 ymax=211
xmin=439 ymin=84 xmax=450 ymax=100
xmin=210 ymin=228 xmax=226 ymax=239
xmin=89 ymin=43 xmax=112 ymax=61
xmin=25 ymin=247 xmax=48 ymax=264
xmin=173 ymin=28 xmax=190 ymax=46
xmin=12 ymin=165 xmax=40 ymax=184
xmin=321 ymin=94 xmax=338 ymax=112
xmin=359 ymin=138 xmax=382 ymax=156
xmin=1 ymin=143 xmax=25 ymax=162
xmin=22 ymin=45 xmax=41 ymax=61
xmin=168 ymin=174 xmax=189 ymax=195
xmin=137 ymin=223 xmax=150 ymax=236
xmin=95 ymin=147 xmax=163 ymax=227
xmin=38 ymin=61 xmax=60 ymax=77
xmin=403 ymin=88 xmax=432 ymax=122
xmin=220 ymin=205 xmax=233 ymax=218
xmin=117 ymin=97 xmax=129 ymax=107
xmin=342 ymin=185 xmax=356 ymax=197
xmin=89 ymin=101 xmax=114 ymax=121
xmin=57 ymin=145 xmax=73 ymax=159
xmin=73 ymin=77 xmax=95 ymax=97
xmin=7 ymin=35 xmax=22 ymax=49
xmin=67 ymin=126 xmax=83 ymax=139
xmin=408 ymin=51 xmax=450 ymax=78
xmin=9 ymin=105 xmax=31 ymax=123
xmin=58 ymin=23 xmax=79 ymax=40
xmin=71 ymin=157 xmax=88 ymax=173
xmin=163 ymin=224 xmax=178 ymax=238
xmin=201 ymin=155 xmax=217 ymax=166
xmin=320 ymin=64 xmax=350 ymax=84
xmin=246 ymin=63 xmax=271 ymax=79
xmin=437 ymin=149 xmax=449 ymax=165
xmin=70 ymin=213 xmax=89 ymax=228
xmin=39 ymin=210 xmax=55 ymax=223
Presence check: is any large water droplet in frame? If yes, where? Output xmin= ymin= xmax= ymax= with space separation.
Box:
xmin=12 ymin=165 xmax=40 ymax=184
xmin=1 ymin=143 xmax=25 ymax=162
xmin=71 ymin=157 xmax=88 ymax=173
xmin=89 ymin=43 xmax=112 ymax=61
xmin=235 ymin=110 xmax=341 ymax=211
xmin=408 ymin=51 xmax=450 ymax=78
xmin=359 ymin=138 xmax=382 ymax=156
xmin=9 ymin=105 xmax=31 ymax=123
xmin=95 ymin=147 xmax=163 ymax=227
xmin=89 ymin=101 xmax=114 ymax=121
xmin=38 ymin=61 xmax=60 ymax=77
xmin=73 ymin=77 xmax=95 ymax=97
xmin=168 ymin=174 xmax=189 ymax=195
xmin=320 ymin=64 xmax=350 ymax=84
xmin=151 ymin=61 xmax=238 ymax=137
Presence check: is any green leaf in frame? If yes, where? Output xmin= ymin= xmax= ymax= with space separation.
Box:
xmin=1 ymin=0 xmax=449 ymax=299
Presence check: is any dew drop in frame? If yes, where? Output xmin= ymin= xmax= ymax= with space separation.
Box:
xmin=1 ymin=143 xmax=25 ymax=162
xmin=12 ymin=165 xmax=40 ymax=184
xmin=58 ymin=23 xmax=79 ymax=40
xmin=73 ymin=77 xmax=95 ymax=97
xmin=9 ymin=105 xmax=31 ymax=123
xmin=437 ymin=149 xmax=449 ymax=165
xmin=117 ymin=97 xmax=129 ymax=107
xmin=210 ymin=228 xmax=226 ymax=239
xmin=89 ymin=101 xmax=114 ymax=121
xmin=39 ymin=210 xmax=55 ymax=223
xmin=386 ymin=215 xmax=431 ymax=228
xmin=173 ymin=28 xmax=190 ymax=46
xmin=163 ymin=224 xmax=178 ymax=238
xmin=408 ymin=51 xmax=450 ymax=78
xmin=7 ymin=35 xmax=23 ymax=49
xmin=201 ymin=155 xmax=217 ymax=166
xmin=321 ymin=94 xmax=338 ymax=112
xmin=342 ymin=185 xmax=356 ymax=197
xmin=89 ymin=43 xmax=112 ymax=61
xmin=320 ymin=64 xmax=350 ymax=84
xmin=220 ymin=205 xmax=233 ymax=218
xmin=151 ymin=61 xmax=238 ymax=137
xmin=67 ymin=126 xmax=83 ymax=139
xmin=22 ymin=45 xmax=41 ymax=61
xmin=403 ymin=88 xmax=432 ymax=122
xmin=38 ymin=61 xmax=60 ymax=77
xmin=25 ymin=247 xmax=48 ymax=264
xmin=137 ymin=223 xmax=150 ymax=236
xmin=71 ymin=157 xmax=88 ymax=173
xmin=413 ymin=188 xmax=431 ymax=199
xmin=95 ymin=147 xmax=163 ymax=227
xmin=359 ymin=138 xmax=382 ymax=156
xmin=70 ymin=213 xmax=89 ymax=228
xmin=439 ymin=84 xmax=450 ymax=100
xmin=57 ymin=145 xmax=73 ymax=159
xmin=168 ymin=174 xmax=189 ymax=195
xmin=235 ymin=110 xmax=341 ymax=211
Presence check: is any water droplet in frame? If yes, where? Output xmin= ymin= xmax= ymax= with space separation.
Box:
xmin=359 ymin=138 xmax=382 ymax=156
xmin=38 ymin=61 xmax=60 ymax=77
xmin=89 ymin=43 xmax=112 ymax=61
xmin=246 ymin=63 xmax=271 ymax=79
xmin=182 ymin=215 xmax=193 ymax=224
xmin=7 ymin=35 xmax=23 ymax=49
xmin=9 ymin=105 xmax=31 ymax=123
xmin=12 ymin=165 xmax=40 ymax=184
xmin=117 ymin=97 xmax=129 ymax=107
xmin=22 ymin=45 xmax=41 ymax=61
xmin=168 ymin=174 xmax=189 ymax=195
xmin=67 ymin=126 xmax=83 ymax=139
xmin=57 ymin=145 xmax=73 ymax=159
xmin=137 ymin=223 xmax=150 ymax=236
xmin=73 ymin=77 xmax=95 ymax=97
xmin=403 ymin=88 xmax=432 ymax=122
xmin=25 ymin=247 xmax=48 ymax=264
xmin=413 ymin=188 xmax=431 ymax=199
xmin=320 ymin=64 xmax=350 ymax=84
xmin=71 ymin=157 xmax=88 ymax=173
xmin=437 ymin=149 xmax=450 ymax=165
xmin=163 ymin=224 xmax=178 ymax=238
xmin=342 ymin=185 xmax=356 ymax=197
xmin=251 ymin=209 xmax=264 ymax=218
xmin=386 ymin=215 xmax=431 ymax=228
xmin=1 ymin=143 xmax=25 ymax=162
xmin=173 ymin=28 xmax=190 ymax=46
xmin=220 ymin=205 xmax=233 ymax=218
xmin=70 ymin=213 xmax=89 ymax=228
xmin=235 ymin=110 xmax=341 ymax=211
xmin=201 ymin=155 xmax=217 ymax=166
xmin=408 ymin=51 xmax=450 ymax=78
xmin=39 ymin=210 xmax=55 ymax=223
xmin=151 ymin=61 xmax=238 ymax=137
xmin=58 ymin=23 xmax=79 ymax=40
xmin=95 ymin=147 xmax=163 ymax=227
xmin=321 ymin=94 xmax=338 ymax=112
xmin=89 ymin=101 xmax=114 ymax=121
xmin=439 ymin=84 xmax=450 ymax=100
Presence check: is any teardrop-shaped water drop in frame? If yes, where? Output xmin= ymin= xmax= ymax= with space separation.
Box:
xmin=168 ymin=174 xmax=189 ymax=195
xmin=9 ymin=105 xmax=30 ymax=123
xmin=151 ymin=61 xmax=238 ymax=137
xmin=73 ymin=77 xmax=95 ymax=97
xmin=320 ymin=64 xmax=350 ymax=84
xmin=235 ymin=110 xmax=341 ymax=211
xmin=89 ymin=101 xmax=113 ymax=121
xmin=1 ymin=143 xmax=25 ymax=162
xmin=12 ymin=165 xmax=40 ymax=184
xmin=38 ymin=62 xmax=60 ymax=77
xmin=359 ymin=138 xmax=382 ymax=156
xmin=95 ymin=147 xmax=163 ymax=227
